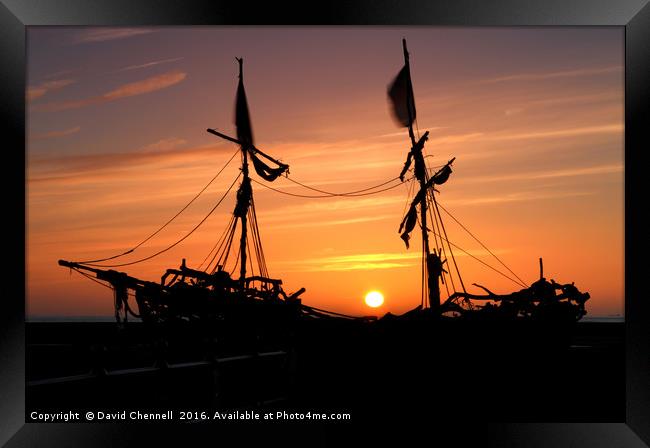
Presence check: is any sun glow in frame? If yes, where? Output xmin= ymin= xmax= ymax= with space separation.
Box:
xmin=364 ymin=291 xmax=384 ymax=308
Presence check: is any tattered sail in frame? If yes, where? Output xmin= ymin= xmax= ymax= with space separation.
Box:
xmin=398 ymin=158 xmax=455 ymax=249
xmin=235 ymin=57 xmax=254 ymax=147
xmin=398 ymin=206 xmax=417 ymax=249
xmin=250 ymin=151 xmax=287 ymax=181
xmin=233 ymin=57 xmax=288 ymax=183
xmin=399 ymin=132 xmax=428 ymax=182
xmin=234 ymin=177 xmax=252 ymax=218
xmin=388 ymin=65 xmax=416 ymax=127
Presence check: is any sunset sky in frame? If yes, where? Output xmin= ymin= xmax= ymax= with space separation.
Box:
xmin=27 ymin=27 xmax=624 ymax=318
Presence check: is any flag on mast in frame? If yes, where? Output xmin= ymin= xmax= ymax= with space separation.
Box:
xmin=235 ymin=57 xmax=254 ymax=147
xmin=388 ymin=64 xmax=416 ymax=128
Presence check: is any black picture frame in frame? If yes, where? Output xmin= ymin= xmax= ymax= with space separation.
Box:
xmin=2 ymin=1 xmax=649 ymax=446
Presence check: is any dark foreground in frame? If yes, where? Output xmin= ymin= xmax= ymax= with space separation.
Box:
xmin=26 ymin=320 xmax=624 ymax=423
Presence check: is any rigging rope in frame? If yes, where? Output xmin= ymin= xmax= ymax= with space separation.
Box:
xmin=284 ymin=175 xmax=401 ymax=196
xmin=428 ymin=188 xmax=466 ymax=293
xmin=79 ymin=173 xmax=242 ymax=268
xmin=74 ymin=148 xmax=240 ymax=264
xmin=301 ymin=304 xmax=365 ymax=320
xmin=249 ymin=195 xmax=269 ymax=278
xmin=427 ymin=194 xmax=453 ymax=298
xmin=250 ymin=176 xmax=412 ymax=199
xmin=217 ymin=217 xmax=238 ymax=274
xmin=436 ymin=202 xmax=528 ymax=288
xmin=402 ymin=173 xmax=416 ymax=218
xmin=198 ymin=214 xmax=236 ymax=271
xmin=70 ymin=266 xmax=113 ymax=291
xmin=428 ymin=227 xmax=527 ymax=289
xmin=229 ymin=244 xmax=241 ymax=276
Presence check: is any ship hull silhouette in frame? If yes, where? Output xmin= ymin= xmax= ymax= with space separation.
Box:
xmin=56 ymin=43 xmax=590 ymax=333
xmin=39 ymin=43 xmax=600 ymax=418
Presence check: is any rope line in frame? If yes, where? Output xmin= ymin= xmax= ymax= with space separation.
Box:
xmin=302 ymin=304 xmax=365 ymax=320
xmin=74 ymin=148 xmax=240 ymax=264
xmin=198 ymin=214 xmax=236 ymax=271
xmin=284 ymin=175 xmax=401 ymax=196
xmin=79 ymin=173 xmax=242 ymax=268
xmin=70 ymin=267 xmax=112 ymax=290
xmin=428 ymin=228 xmax=526 ymax=288
xmin=429 ymin=189 xmax=466 ymax=293
xmin=251 ymin=176 xmax=413 ymax=199
xmin=427 ymin=192 xmax=453 ymax=298
xmin=436 ymin=202 xmax=528 ymax=288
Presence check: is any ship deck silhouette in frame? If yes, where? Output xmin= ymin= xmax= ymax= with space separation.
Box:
xmin=29 ymin=40 xmax=606 ymax=420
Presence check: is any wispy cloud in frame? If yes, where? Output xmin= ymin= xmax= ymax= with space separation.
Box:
xmin=316 ymin=262 xmax=411 ymax=271
xmin=115 ymin=57 xmax=184 ymax=73
xmin=377 ymin=126 xmax=446 ymax=139
xmin=309 ymin=252 xmax=421 ymax=264
xmin=73 ymin=28 xmax=155 ymax=44
xmin=428 ymin=132 xmax=485 ymax=145
xmin=27 ymin=79 xmax=75 ymax=101
xmin=280 ymin=249 xmax=510 ymax=272
xmin=504 ymin=108 xmax=524 ymax=116
xmin=32 ymin=126 xmax=81 ymax=140
xmin=33 ymin=71 xmax=187 ymax=112
xmin=42 ymin=70 xmax=74 ymax=80
xmin=137 ymin=137 xmax=187 ymax=153
xmin=256 ymin=195 xmax=405 ymax=222
xmin=527 ymin=91 xmax=621 ymax=107
xmin=482 ymin=124 xmax=623 ymax=142
xmin=285 ymin=252 xmax=419 ymax=272
xmin=267 ymin=214 xmax=393 ymax=230
xmin=445 ymin=190 xmax=595 ymax=207
xmin=480 ymin=65 xmax=622 ymax=84
xmin=28 ymin=141 xmax=227 ymax=183
xmin=104 ymin=71 xmax=186 ymax=100
xmin=441 ymin=125 xmax=623 ymax=159
xmin=460 ymin=163 xmax=623 ymax=185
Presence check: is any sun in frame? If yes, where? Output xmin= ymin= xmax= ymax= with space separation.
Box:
xmin=364 ymin=291 xmax=384 ymax=308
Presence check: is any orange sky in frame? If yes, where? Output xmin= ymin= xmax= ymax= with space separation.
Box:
xmin=27 ymin=27 xmax=624 ymax=318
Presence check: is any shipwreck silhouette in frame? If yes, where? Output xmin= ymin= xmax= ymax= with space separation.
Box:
xmin=58 ymin=41 xmax=590 ymax=329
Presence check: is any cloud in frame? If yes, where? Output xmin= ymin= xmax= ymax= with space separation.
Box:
xmin=32 ymin=126 xmax=81 ymax=140
xmin=29 ymin=143 xmax=207 ymax=173
xmin=480 ymin=66 xmax=622 ymax=84
xmin=309 ymin=252 xmax=421 ymax=264
xmin=105 ymin=71 xmax=187 ymax=100
xmin=317 ymin=262 xmax=411 ymax=271
xmin=27 ymin=79 xmax=76 ymax=101
xmin=460 ymin=163 xmax=623 ymax=185
xmin=504 ymin=108 xmax=524 ymax=116
xmin=137 ymin=138 xmax=187 ymax=153
xmin=115 ymin=57 xmax=184 ymax=73
xmin=33 ymin=71 xmax=187 ymax=112
xmin=377 ymin=126 xmax=446 ymax=139
xmin=482 ymin=124 xmax=623 ymax=142
xmin=280 ymin=249 xmax=510 ymax=272
xmin=73 ymin=28 xmax=154 ymax=44
xmin=528 ymin=91 xmax=621 ymax=107
xmin=445 ymin=190 xmax=595 ymax=207
xmin=428 ymin=132 xmax=485 ymax=145
xmin=286 ymin=252 xmax=419 ymax=272
xmin=436 ymin=125 xmax=623 ymax=162
xmin=256 ymin=195 xmax=406 ymax=222
xmin=42 ymin=70 xmax=74 ymax=80
xmin=267 ymin=214 xmax=393 ymax=231
xmin=27 ymin=142 xmax=234 ymax=186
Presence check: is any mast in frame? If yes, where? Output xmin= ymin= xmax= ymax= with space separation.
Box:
xmin=237 ymin=58 xmax=249 ymax=288
xmin=401 ymin=39 xmax=434 ymax=309
xmin=206 ymin=57 xmax=288 ymax=291
xmin=239 ymin=149 xmax=249 ymax=287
